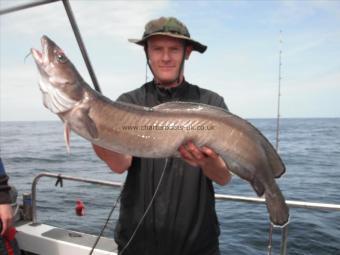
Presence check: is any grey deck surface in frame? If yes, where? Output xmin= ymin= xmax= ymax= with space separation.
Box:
xmin=42 ymin=228 xmax=118 ymax=252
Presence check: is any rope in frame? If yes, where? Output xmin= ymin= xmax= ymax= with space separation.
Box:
xmin=88 ymin=190 xmax=122 ymax=255
xmin=89 ymin=158 xmax=169 ymax=255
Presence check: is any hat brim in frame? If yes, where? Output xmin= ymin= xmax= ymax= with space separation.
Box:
xmin=128 ymin=32 xmax=207 ymax=53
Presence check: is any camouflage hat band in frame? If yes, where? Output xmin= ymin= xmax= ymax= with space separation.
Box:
xmin=128 ymin=17 xmax=207 ymax=53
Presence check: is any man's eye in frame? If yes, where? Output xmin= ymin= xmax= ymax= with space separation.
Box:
xmin=56 ymin=54 xmax=67 ymax=63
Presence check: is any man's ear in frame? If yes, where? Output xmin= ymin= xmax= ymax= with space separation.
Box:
xmin=185 ymin=45 xmax=193 ymax=60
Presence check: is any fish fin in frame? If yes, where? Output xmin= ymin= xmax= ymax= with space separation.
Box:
xmin=252 ymin=178 xmax=265 ymax=196
xmin=82 ymin=114 xmax=98 ymax=139
xmin=64 ymin=122 xmax=71 ymax=153
xmin=153 ymin=101 xmax=229 ymax=114
xmin=265 ymin=183 xmax=289 ymax=227
xmin=226 ymin=160 xmax=254 ymax=182
xmin=154 ymin=101 xmax=203 ymax=111
xmin=74 ymin=108 xmax=99 ymax=140
xmin=262 ymin=142 xmax=286 ymax=178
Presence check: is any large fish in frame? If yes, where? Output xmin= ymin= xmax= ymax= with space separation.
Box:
xmin=31 ymin=35 xmax=289 ymax=226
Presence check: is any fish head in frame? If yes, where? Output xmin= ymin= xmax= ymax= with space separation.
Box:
xmin=31 ymin=35 xmax=83 ymax=114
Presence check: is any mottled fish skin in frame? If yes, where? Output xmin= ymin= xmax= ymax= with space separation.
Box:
xmin=31 ymin=35 xmax=289 ymax=226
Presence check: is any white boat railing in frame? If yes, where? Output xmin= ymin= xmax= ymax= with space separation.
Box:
xmin=215 ymin=193 xmax=340 ymax=211
xmin=30 ymin=172 xmax=123 ymax=224
xmin=29 ymin=172 xmax=340 ymax=255
xmin=216 ymin=193 xmax=340 ymax=255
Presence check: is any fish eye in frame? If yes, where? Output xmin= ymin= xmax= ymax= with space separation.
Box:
xmin=56 ymin=53 xmax=68 ymax=63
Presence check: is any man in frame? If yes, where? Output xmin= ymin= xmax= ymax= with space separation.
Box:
xmin=0 ymin=158 xmax=13 ymax=236
xmin=94 ymin=17 xmax=231 ymax=255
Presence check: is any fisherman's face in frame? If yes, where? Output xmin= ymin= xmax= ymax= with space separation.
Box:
xmin=147 ymin=35 xmax=192 ymax=87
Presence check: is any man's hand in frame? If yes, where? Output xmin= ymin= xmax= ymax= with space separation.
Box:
xmin=0 ymin=204 xmax=13 ymax=235
xmin=178 ymin=141 xmax=231 ymax=185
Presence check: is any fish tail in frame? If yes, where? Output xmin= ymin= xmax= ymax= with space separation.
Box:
xmin=265 ymin=183 xmax=289 ymax=227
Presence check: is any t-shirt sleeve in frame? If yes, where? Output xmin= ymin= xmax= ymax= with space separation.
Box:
xmin=116 ymin=87 xmax=146 ymax=106
xmin=197 ymin=86 xmax=229 ymax=111
xmin=116 ymin=93 xmax=135 ymax=104
xmin=206 ymin=91 xmax=229 ymax=111
xmin=214 ymin=95 xmax=229 ymax=111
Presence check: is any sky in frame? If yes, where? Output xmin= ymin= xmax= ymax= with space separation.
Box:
xmin=0 ymin=0 xmax=339 ymax=121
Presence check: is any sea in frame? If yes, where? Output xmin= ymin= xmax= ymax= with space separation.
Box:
xmin=0 ymin=118 xmax=339 ymax=255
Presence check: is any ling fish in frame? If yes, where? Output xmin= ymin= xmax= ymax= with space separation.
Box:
xmin=31 ymin=35 xmax=289 ymax=226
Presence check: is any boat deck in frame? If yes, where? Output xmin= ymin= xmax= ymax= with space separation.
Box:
xmin=15 ymin=221 xmax=117 ymax=255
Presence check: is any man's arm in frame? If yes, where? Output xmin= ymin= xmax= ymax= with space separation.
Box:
xmin=178 ymin=141 xmax=231 ymax=186
xmin=92 ymin=144 xmax=132 ymax=173
xmin=0 ymin=204 xmax=12 ymax=236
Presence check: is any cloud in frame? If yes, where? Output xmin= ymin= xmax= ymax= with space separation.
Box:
xmin=285 ymin=31 xmax=340 ymax=58
xmin=1 ymin=1 xmax=67 ymax=35
xmin=0 ymin=63 xmax=46 ymax=121
xmin=1 ymin=0 xmax=169 ymax=42
xmin=1 ymin=1 xmax=339 ymax=120
xmin=279 ymin=70 xmax=340 ymax=118
xmin=71 ymin=1 xmax=169 ymax=39
xmin=285 ymin=70 xmax=340 ymax=92
xmin=269 ymin=0 xmax=340 ymax=25
xmin=0 ymin=56 xmax=145 ymax=121
xmin=308 ymin=0 xmax=340 ymax=17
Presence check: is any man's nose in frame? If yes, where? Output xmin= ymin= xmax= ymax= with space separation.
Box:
xmin=161 ymin=50 xmax=171 ymax=61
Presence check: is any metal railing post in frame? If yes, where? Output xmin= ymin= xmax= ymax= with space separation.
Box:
xmin=280 ymin=225 xmax=289 ymax=255
xmin=62 ymin=0 xmax=101 ymax=93
xmin=31 ymin=172 xmax=123 ymax=224
xmin=29 ymin=173 xmax=340 ymax=253
xmin=0 ymin=0 xmax=59 ymax=15
xmin=267 ymin=224 xmax=273 ymax=255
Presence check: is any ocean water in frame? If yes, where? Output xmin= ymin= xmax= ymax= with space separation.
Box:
xmin=0 ymin=118 xmax=339 ymax=255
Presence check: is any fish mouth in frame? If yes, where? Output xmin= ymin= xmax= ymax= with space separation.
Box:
xmin=31 ymin=35 xmax=49 ymax=65
xmin=31 ymin=48 xmax=43 ymax=64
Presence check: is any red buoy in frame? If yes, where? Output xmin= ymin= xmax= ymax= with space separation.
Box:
xmin=75 ymin=200 xmax=85 ymax=216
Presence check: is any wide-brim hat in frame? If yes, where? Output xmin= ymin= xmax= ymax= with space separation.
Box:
xmin=128 ymin=17 xmax=207 ymax=53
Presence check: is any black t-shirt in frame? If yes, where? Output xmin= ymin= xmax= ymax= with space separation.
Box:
xmin=114 ymin=80 xmax=228 ymax=255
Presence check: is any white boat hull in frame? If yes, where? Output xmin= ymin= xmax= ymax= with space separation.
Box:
xmin=15 ymin=221 xmax=118 ymax=255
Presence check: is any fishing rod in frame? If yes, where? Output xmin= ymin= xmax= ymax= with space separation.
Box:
xmin=267 ymin=29 xmax=287 ymax=255
xmin=275 ymin=30 xmax=283 ymax=152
